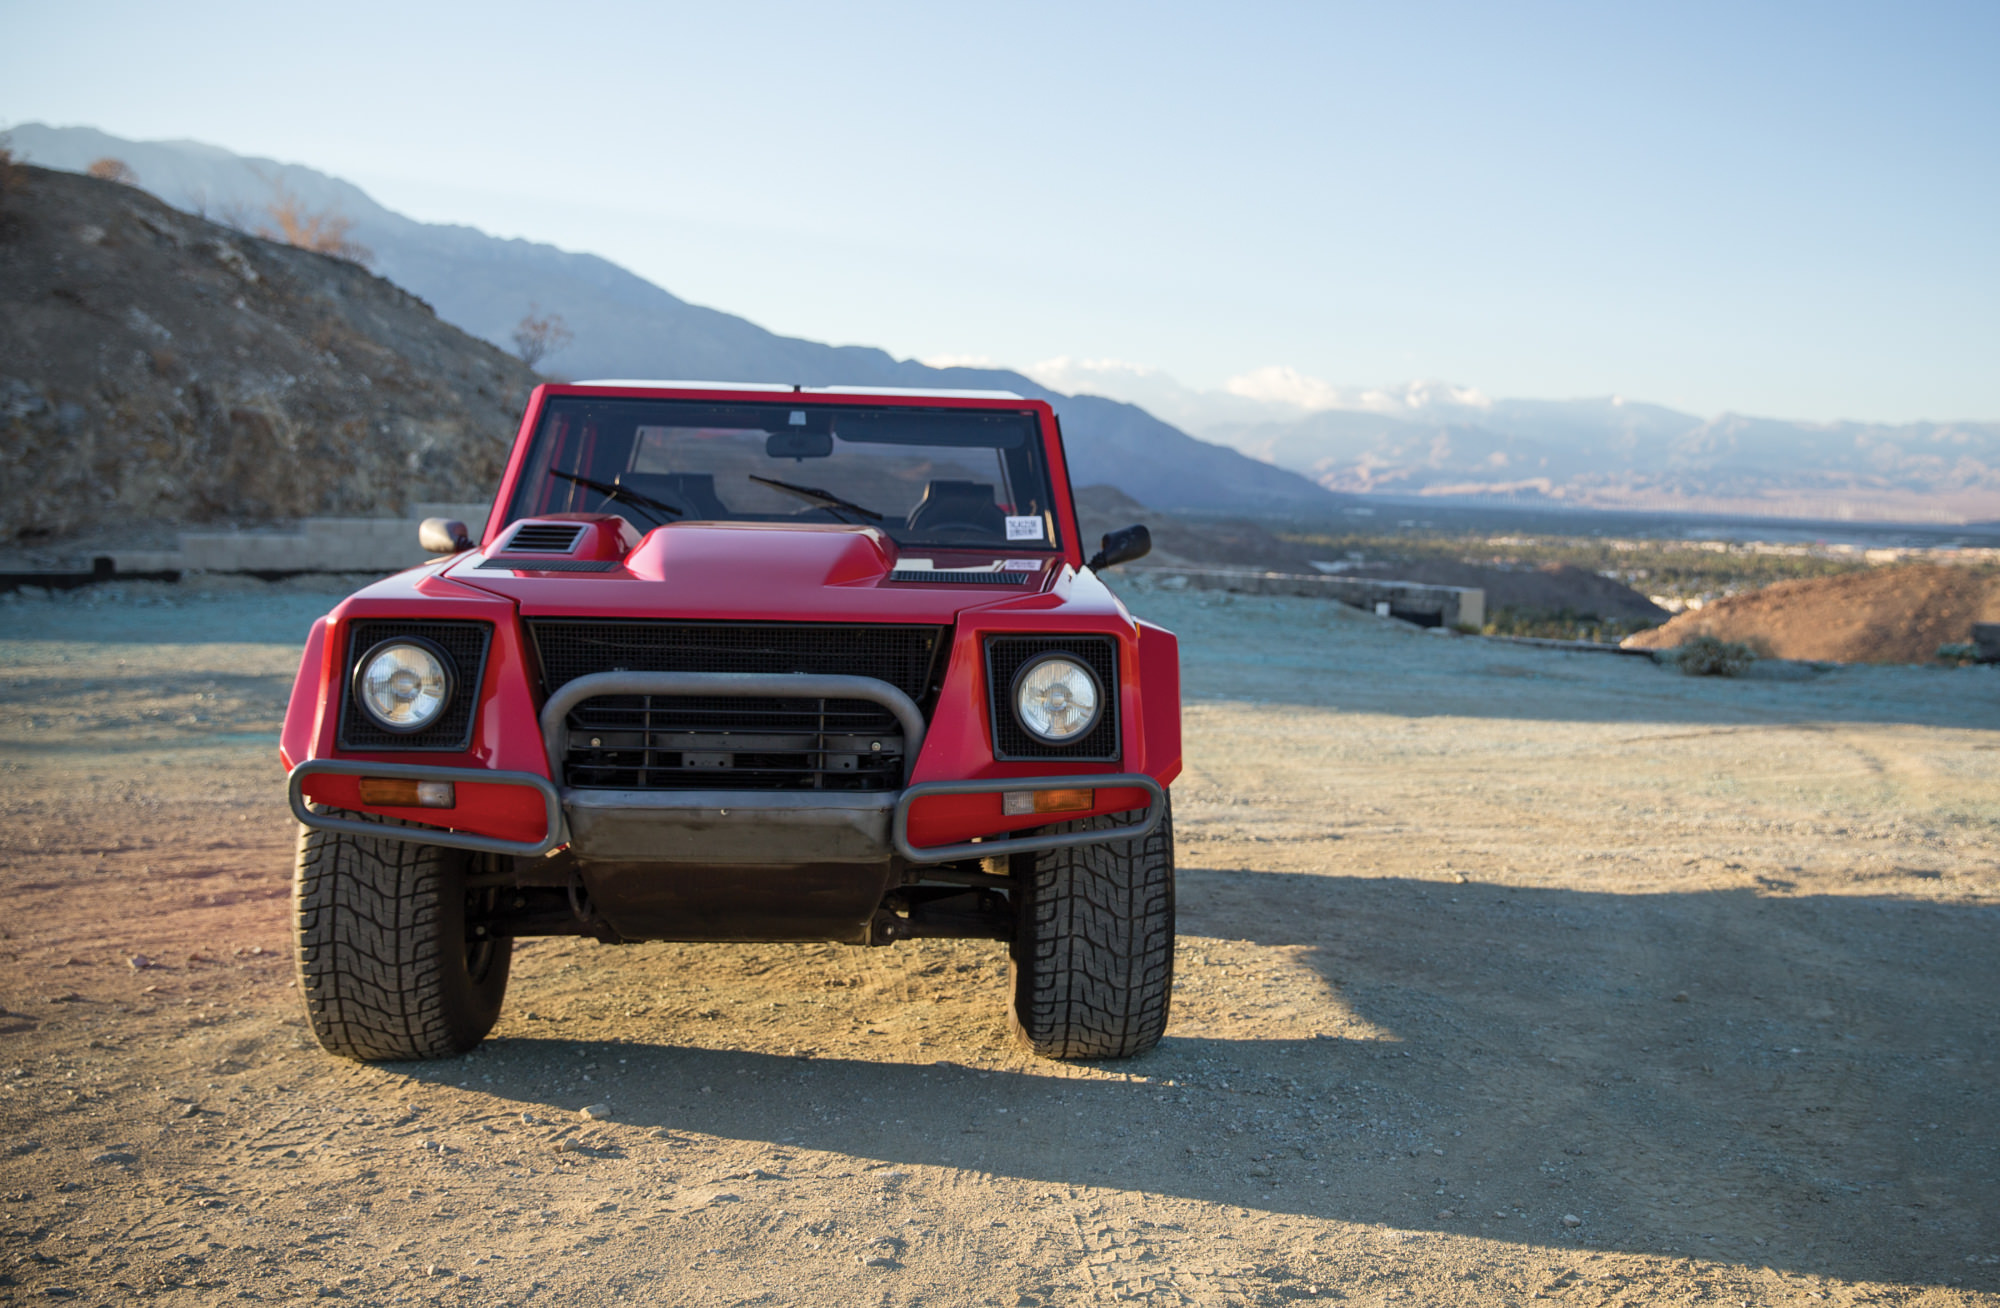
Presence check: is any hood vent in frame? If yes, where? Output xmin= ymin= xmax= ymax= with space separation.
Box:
xmin=504 ymin=521 xmax=586 ymax=554
xmin=477 ymin=557 xmax=617 ymax=572
xmin=888 ymin=570 xmax=1031 ymax=585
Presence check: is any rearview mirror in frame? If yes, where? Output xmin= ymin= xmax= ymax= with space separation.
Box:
xmin=419 ymin=517 xmax=472 ymax=553
xmin=1087 ymin=524 xmax=1151 ymax=572
xmin=766 ymin=430 xmax=833 ymax=460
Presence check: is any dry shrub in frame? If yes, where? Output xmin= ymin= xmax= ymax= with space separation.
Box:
xmin=0 ymin=138 xmax=22 ymax=238
xmin=1671 ymin=634 xmax=1757 ymax=677
xmin=86 ymin=157 xmax=139 ymax=185
xmin=258 ymin=180 xmax=372 ymax=265
xmin=512 ymin=304 xmax=573 ymax=370
xmin=1936 ymin=641 xmax=1980 ymax=667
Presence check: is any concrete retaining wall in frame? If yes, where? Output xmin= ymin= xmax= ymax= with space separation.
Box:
xmin=108 ymin=504 xmax=490 ymax=575
xmin=1132 ymin=567 xmax=1485 ymax=629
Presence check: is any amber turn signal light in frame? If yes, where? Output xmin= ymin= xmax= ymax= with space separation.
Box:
xmin=357 ymin=778 xmax=456 ymax=809
xmin=1001 ymin=787 xmax=1094 ymax=816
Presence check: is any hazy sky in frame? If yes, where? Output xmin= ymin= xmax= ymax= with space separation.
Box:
xmin=4 ymin=0 xmax=1995 ymax=422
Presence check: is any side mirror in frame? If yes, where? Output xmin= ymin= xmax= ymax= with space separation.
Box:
xmin=419 ymin=517 xmax=472 ymax=553
xmin=1087 ymin=523 xmax=1151 ymax=572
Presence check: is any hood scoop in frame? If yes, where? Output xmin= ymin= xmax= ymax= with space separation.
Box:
xmin=624 ymin=522 xmax=895 ymax=586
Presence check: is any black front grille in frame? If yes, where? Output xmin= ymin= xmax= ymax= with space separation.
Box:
xmin=564 ymin=694 xmax=905 ymax=791
xmin=985 ymin=634 xmax=1120 ymax=761
xmin=339 ymin=621 xmax=492 ymax=752
xmin=529 ymin=621 xmax=947 ymax=791
xmin=528 ymin=621 xmax=944 ymax=702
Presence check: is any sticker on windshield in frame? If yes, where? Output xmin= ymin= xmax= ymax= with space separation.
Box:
xmin=1005 ymin=515 xmax=1045 ymax=542
xmin=1001 ymin=558 xmax=1041 ymax=571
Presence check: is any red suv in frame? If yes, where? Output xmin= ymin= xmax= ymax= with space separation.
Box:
xmin=283 ymin=382 xmax=1179 ymax=1063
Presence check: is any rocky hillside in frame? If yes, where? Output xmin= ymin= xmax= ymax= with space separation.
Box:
xmin=0 ymin=165 xmax=538 ymax=542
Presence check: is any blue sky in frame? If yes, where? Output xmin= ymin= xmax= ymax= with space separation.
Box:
xmin=3 ymin=0 xmax=1995 ymax=422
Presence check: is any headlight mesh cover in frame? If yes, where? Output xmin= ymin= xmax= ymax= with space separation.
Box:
xmin=984 ymin=634 xmax=1119 ymax=761
xmin=338 ymin=621 xmax=492 ymax=752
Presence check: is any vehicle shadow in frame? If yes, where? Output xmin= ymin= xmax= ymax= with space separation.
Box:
xmin=406 ymin=869 xmax=1996 ymax=1291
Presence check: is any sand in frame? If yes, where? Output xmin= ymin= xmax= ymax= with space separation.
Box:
xmin=0 ymin=575 xmax=1996 ymax=1305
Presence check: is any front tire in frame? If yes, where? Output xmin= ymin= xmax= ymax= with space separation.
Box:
xmin=1008 ymin=795 xmax=1175 ymax=1060
xmin=293 ymin=810 xmax=510 ymax=1061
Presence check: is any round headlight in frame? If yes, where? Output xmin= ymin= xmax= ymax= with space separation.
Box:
xmin=354 ymin=639 xmax=454 ymax=734
xmin=1012 ymin=653 xmax=1102 ymax=745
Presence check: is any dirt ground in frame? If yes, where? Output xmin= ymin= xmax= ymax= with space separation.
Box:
xmin=1623 ymin=564 xmax=2000 ymax=664
xmin=1 ymin=574 xmax=1997 ymax=1307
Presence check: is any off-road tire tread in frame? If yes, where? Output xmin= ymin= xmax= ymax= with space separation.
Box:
xmin=293 ymin=808 xmax=507 ymax=1061
xmin=1010 ymin=796 xmax=1174 ymax=1060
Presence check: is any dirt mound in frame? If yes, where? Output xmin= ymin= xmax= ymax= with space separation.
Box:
xmin=1621 ymin=562 xmax=2000 ymax=662
xmin=1343 ymin=558 xmax=1668 ymax=621
xmin=0 ymin=165 xmax=538 ymax=542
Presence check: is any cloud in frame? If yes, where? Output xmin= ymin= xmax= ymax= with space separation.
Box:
xmin=1222 ymin=367 xmax=1493 ymax=418
xmin=1026 ymin=356 xmax=1158 ymax=378
xmin=1222 ymin=365 xmax=1348 ymax=411
xmin=932 ymin=351 xmax=1502 ymax=438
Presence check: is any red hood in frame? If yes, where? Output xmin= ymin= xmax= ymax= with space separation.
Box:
xmin=443 ymin=521 xmax=1106 ymax=623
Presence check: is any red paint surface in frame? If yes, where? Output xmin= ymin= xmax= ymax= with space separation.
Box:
xmin=297 ymin=775 xmax=552 ymax=845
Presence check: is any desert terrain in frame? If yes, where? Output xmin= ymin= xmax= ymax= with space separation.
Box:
xmin=1 ymin=577 xmax=1996 ymax=1306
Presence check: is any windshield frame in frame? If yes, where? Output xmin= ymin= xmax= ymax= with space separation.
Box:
xmin=486 ymin=385 xmax=1081 ymax=562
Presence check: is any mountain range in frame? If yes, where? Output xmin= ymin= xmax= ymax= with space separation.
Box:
xmin=5 ymin=124 xmax=1334 ymax=516
xmin=13 ymin=122 xmax=1997 ymax=526
xmin=1027 ymin=362 xmax=2000 ymax=524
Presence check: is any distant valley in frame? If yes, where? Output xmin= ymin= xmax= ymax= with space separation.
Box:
xmin=1030 ymin=365 xmax=2000 ymax=526
xmin=1199 ymin=395 xmax=2000 ymax=525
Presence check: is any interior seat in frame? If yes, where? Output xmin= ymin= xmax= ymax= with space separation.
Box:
xmin=906 ymin=480 xmax=1004 ymax=538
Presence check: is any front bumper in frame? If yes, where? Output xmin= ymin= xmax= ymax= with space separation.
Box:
xmin=287 ymin=758 xmax=568 ymax=858
xmin=289 ymin=670 xmax=1166 ymax=864
xmin=291 ymin=762 xmax=1165 ymax=864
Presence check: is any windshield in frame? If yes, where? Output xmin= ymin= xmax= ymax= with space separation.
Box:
xmin=502 ymin=396 xmax=1063 ymax=552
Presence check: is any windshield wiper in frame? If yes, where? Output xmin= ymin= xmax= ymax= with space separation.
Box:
xmin=549 ymin=469 xmax=682 ymax=526
xmin=748 ymin=474 xmax=884 ymax=523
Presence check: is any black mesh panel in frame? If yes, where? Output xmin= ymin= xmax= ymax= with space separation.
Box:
xmin=527 ymin=621 xmax=947 ymax=791
xmin=338 ymin=621 xmax=492 ymax=752
xmin=527 ymin=621 xmax=944 ymax=704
